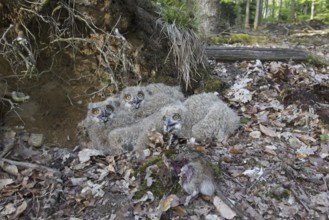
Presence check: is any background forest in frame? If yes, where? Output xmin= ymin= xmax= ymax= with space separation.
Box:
xmin=155 ymin=0 xmax=329 ymax=31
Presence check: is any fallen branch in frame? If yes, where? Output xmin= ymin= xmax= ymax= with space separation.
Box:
xmin=0 ymin=158 xmax=60 ymax=174
xmin=205 ymin=46 xmax=309 ymax=61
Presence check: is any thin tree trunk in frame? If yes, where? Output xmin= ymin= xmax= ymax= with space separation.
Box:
xmin=289 ymin=0 xmax=296 ymax=21
xmin=272 ymin=0 xmax=275 ymax=19
xmin=311 ymin=0 xmax=315 ymax=19
xmin=236 ymin=1 xmax=242 ymax=28
xmin=263 ymin=0 xmax=268 ymax=18
xmin=245 ymin=0 xmax=250 ymax=29
xmin=278 ymin=0 xmax=283 ymax=20
xmin=254 ymin=0 xmax=262 ymax=30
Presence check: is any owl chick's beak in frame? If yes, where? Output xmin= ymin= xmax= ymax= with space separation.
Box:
xmin=98 ymin=111 xmax=112 ymax=123
xmin=130 ymin=96 xmax=143 ymax=109
xmin=163 ymin=117 xmax=181 ymax=134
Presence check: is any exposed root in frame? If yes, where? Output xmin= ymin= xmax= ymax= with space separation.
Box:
xmin=157 ymin=19 xmax=206 ymax=90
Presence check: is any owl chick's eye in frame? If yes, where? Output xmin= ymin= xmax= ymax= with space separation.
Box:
xmin=91 ymin=108 xmax=101 ymax=116
xmin=106 ymin=105 xmax=114 ymax=112
xmin=162 ymin=116 xmax=166 ymax=121
xmin=124 ymin=94 xmax=131 ymax=101
xmin=173 ymin=113 xmax=181 ymax=121
xmin=137 ymin=91 xmax=144 ymax=99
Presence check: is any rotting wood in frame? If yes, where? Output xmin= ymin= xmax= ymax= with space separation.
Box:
xmin=205 ymin=46 xmax=309 ymax=61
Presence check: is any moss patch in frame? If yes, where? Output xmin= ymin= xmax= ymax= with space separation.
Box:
xmin=307 ymin=54 xmax=329 ymax=66
xmin=194 ymin=77 xmax=222 ymax=93
xmin=209 ymin=34 xmax=269 ymax=45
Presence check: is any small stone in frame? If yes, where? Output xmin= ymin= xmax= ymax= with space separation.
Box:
xmin=28 ymin=133 xmax=44 ymax=147
xmin=249 ymin=130 xmax=261 ymax=139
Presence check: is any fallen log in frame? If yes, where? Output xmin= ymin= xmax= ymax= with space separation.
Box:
xmin=205 ymin=46 xmax=309 ymax=61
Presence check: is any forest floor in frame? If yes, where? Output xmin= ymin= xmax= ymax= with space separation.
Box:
xmin=0 ymin=21 xmax=329 ymax=219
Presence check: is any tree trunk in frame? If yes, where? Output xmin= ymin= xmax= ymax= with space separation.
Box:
xmin=194 ymin=0 xmax=221 ymax=36
xmin=272 ymin=0 xmax=275 ymax=19
xmin=289 ymin=0 xmax=296 ymax=21
xmin=311 ymin=0 xmax=315 ymax=19
xmin=278 ymin=0 xmax=283 ymax=20
xmin=205 ymin=46 xmax=309 ymax=61
xmin=236 ymin=2 xmax=242 ymax=28
xmin=245 ymin=0 xmax=250 ymax=30
xmin=254 ymin=0 xmax=262 ymax=30
xmin=263 ymin=0 xmax=269 ymax=18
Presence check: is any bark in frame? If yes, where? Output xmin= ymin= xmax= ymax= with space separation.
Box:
xmin=245 ymin=0 xmax=250 ymax=29
xmin=205 ymin=46 xmax=309 ymax=61
xmin=289 ymin=0 xmax=296 ymax=21
xmin=278 ymin=0 xmax=283 ymax=20
xmin=254 ymin=0 xmax=262 ymax=30
xmin=194 ymin=0 xmax=221 ymax=36
xmin=311 ymin=0 xmax=315 ymax=20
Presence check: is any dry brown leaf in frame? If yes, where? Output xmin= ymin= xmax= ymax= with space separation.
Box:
xmin=0 ymin=131 xmax=16 ymax=158
xmin=213 ymin=196 xmax=236 ymax=219
xmin=172 ymin=206 xmax=188 ymax=217
xmin=0 ymin=178 xmax=14 ymax=190
xmin=249 ymin=131 xmax=261 ymax=139
xmin=259 ymin=124 xmax=278 ymax=137
xmin=158 ymin=194 xmax=180 ymax=212
xmin=78 ymin=149 xmax=105 ymax=163
xmin=0 ymin=161 xmax=19 ymax=176
xmin=1 ymin=203 xmax=15 ymax=215
xmin=195 ymin=145 xmax=207 ymax=153
xmin=229 ymin=148 xmax=243 ymax=155
xmin=14 ymin=200 xmax=27 ymax=218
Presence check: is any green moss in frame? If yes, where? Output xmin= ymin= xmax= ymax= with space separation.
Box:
xmin=133 ymin=155 xmax=174 ymax=200
xmin=229 ymin=34 xmax=253 ymax=44
xmin=194 ymin=77 xmax=222 ymax=93
xmin=203 ymin=78 xmax=222 ymax=92
xmin=307 ymin=54 xmax=329 ymax=66
xmin=152 ymin=75 xmax=178 ymax=85
xmin=134 ymin=155 xmax=163 ymax=176
xmin=269 ymin=186 xmax=291 ymax=200
xmin=208 ymin=34 xmax=268 ymax=45
xmin=240 ymin=117 xmax=250 ymax=124
xmin=208 ymin=36 xmax=228 ymax=44
xmin=211 ymin=164 xmax=223 ymax=178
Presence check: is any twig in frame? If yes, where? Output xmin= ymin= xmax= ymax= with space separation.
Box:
xmin=0 ymin=24 xmax=13 ymax=42
xmin=0 ymin=158 xmax=60 ymax=174
xmin=290 ymin=187 xmax=310 ymax=213
xmin=0 ymin=97 xmax=17 ymax=109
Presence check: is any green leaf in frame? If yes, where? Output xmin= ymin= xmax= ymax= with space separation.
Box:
xmin=320 ymin=135 xmax=329 ymax=141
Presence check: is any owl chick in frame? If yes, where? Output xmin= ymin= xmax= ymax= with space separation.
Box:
xmin=135 ymin=101 xmax=188 ymax=151
xmin=106 ymin=112 xmax=161 ymax=156
xmin=105 ymin=102 xmax=187 ymax=156
xmin=165 ymin=93 xmax=240 ymax=142
xmin=82 ymin=96 xmax=135 ymax=149
xmin=119 ymin=83 xmax=185 ymax=119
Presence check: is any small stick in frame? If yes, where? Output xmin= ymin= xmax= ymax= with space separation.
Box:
xmin=0 ymin=158 xmax=59 ymax=174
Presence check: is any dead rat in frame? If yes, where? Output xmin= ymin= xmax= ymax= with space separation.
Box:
xmin=178 ymin=157 xmax=248 ymax=220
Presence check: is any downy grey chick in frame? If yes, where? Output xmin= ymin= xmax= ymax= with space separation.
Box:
xmin=82 ymin=96 xmax=135 ymax=149
xmin=106 ymin=101 xmax=187 ymax=156
xmin=135 ymin=101 xmax=188 ymax=150
xmin=106 ymin=112 xmax=160 ymax=156
xmin=119 ymin=83 xmax=185 ymax=119
xmin=167 ymin=93 xmax=240 ymax=142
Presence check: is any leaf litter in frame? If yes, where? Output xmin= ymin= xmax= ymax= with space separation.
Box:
xmin=0 ymin=59 xmax=329 ymax=219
